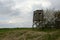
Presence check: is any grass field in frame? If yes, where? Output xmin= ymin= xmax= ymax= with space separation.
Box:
xmin=0 ymin=28 xmax=60 ymax=40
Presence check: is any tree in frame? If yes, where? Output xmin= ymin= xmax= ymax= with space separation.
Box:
xmin=54 ymin=11 xmax=60 ymax=28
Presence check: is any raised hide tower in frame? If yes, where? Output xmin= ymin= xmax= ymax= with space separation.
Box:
xmin=32 ymin=10 xmax=44 ymax=29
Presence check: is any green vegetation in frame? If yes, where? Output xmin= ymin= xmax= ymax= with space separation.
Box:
xmin=0 ymin=28 xmax=60 ymax=40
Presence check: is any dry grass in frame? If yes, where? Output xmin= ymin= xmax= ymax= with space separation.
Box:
xmin=0 ymin=28 xmax=60 ymax=40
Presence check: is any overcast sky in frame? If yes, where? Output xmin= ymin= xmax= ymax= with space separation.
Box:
xmin=0 ymin=0 xmax=60 ymax=28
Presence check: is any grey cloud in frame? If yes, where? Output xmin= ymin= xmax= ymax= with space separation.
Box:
xmin=32 ymin=4 xmax=42 ymax=11
xmin=15 ymin=0 xmax=26 ymax=3
xmin=0 ymin=0 xmax=20 ymax=17
xmin=49 ymin=0 xmax=60 ymax=10
xmin=10 ymin=9 xmax=21 ymax=17
xmin=0 ymin=24 xmax=17 ymax=28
